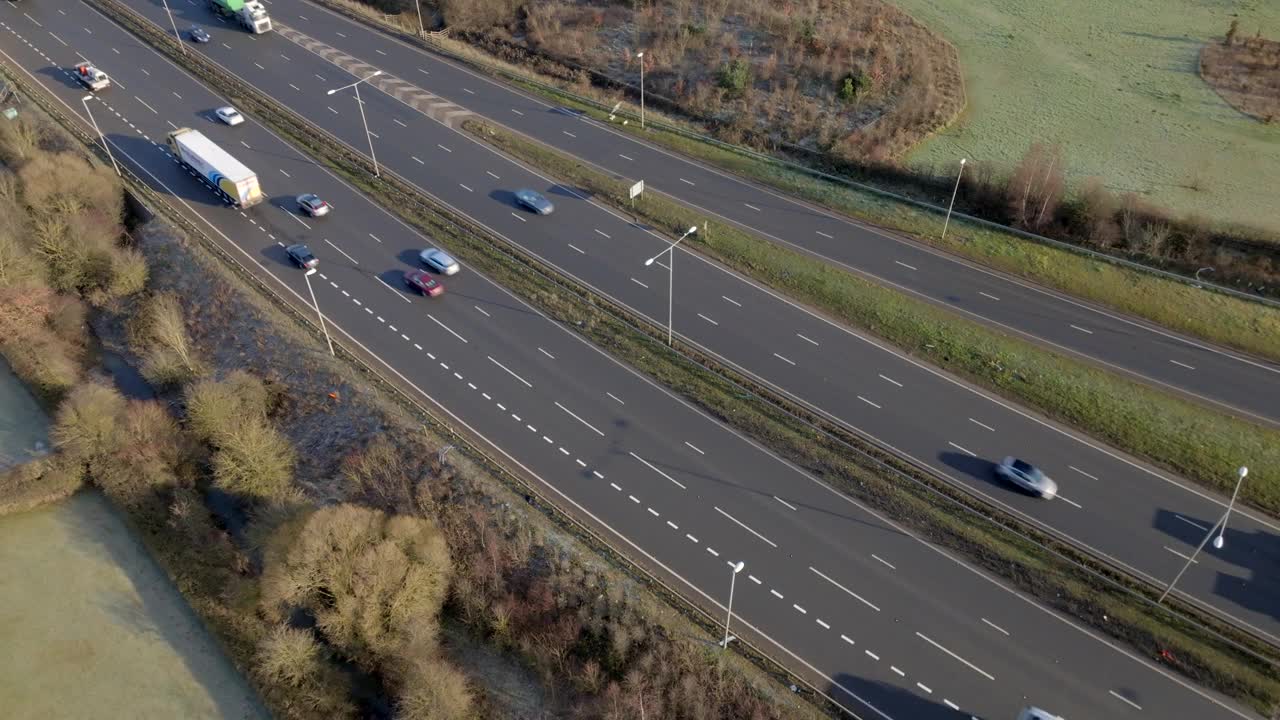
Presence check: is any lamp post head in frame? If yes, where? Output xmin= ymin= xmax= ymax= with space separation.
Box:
xmin=326 ymin=88 xmax=338 ymax=95
xmin=960 ymin=158 xmax=967 ymax=166
xmin=644 ymin=258 xmax=654 ymax=266
xmin=1213 ymin=535 xmax=1225 ymax=550
xmin=305 ymin=268 xmax=317 ymax=277
xmin=637 ymin=51 xmax=644 ymax=58
xmin=687 ymin=226 xmax=699 ymax=235
xmin=1238 ymin=466 xmax=1248 ymax=479
xmin=732 ymin=561 xmax=745 ymax=574
xmin=372 ymin=70 xmax=383 ymax=77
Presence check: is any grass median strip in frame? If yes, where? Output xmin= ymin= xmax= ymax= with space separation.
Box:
xmin=87 ymin=3 xmax=1280 ymax=714
xmin=463 ymin=118 xmax=1280 ymax=517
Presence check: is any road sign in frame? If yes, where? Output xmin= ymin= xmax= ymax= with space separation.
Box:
xmin=629 ymin=179 xmax=644 ymax=199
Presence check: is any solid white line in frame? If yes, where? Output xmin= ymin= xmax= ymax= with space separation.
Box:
xmin=630 ymin=277 xmax=649 ymax=288
xmin=809 ymin=567 xmax=880 ymax=612
xmin=816 ymin=230 xmax=834 ymax=239
xmin=606 ymin=392 xmax=625 ymax=405
xmin=715 ymin=506 xmax=778 ymax=548
xmin=722 ymin=295 xmax=742 ymax=307
xmin=684 ymin=441 xmax=705 ymax=455
xmin=796 ymin=333 xmax=819 ymax=346
xmin=774 ymin=496 xmax=797 ymax=511
xmin=134 ymin=96 xmax=157 ymax=114
xmin=947 ymin=441 xmax=976 ymax=457
xmin=698 ymin=313 xmax=718 ymax=326
xmin=879 ymin=374 xmax=903 ymax=387
xmin=538 ymin=347 xmax=556 ymax=359
xmin=568 ymin=243 xmax=585 ymax=254
xmin=871 ymin=554 xmax=896 ymax=570
xmin=773 ymin=352 xmax=796 ymax=366
xmin=1070 ymin=324 xmax=1094 ymax=335
xmin=744 ymin=203 xmax=761 ymax=212
xmin=1170 ymin=359 xmax=1196 ymax=370
xmin=1058 ymin=495 xmax=1083 ymax=509
xmin=969 ymin=418 xmax=995 ymax=432
xmin=915 ymin=632 xmax=994 ymax=680
xmin=857 ymin=395 xmax=881 ymax=409
xmin=487 ymin=355 xmax=532 ymax=387
xmin=323 ymin=238 xmax=360 ymax=265
xmin=427 ymin=314 xmax=468 ymax=343
xmin=979 ymin=291 xmax=1000 ymax=301
xmin=1175 ymin=514 xmax=1209 ymax=532
xmin=1068 ymin=465 xmax=1099 ymax=481
xmin=1109 ymin=691 xmax=1143 ymax=710
xmin=895 ymin=260 xmax=917 ymax=270
xmin=630 ymin=451 xmax=687 ymax=489
xmin=556 ymin=401 xmax=605 ymax=437
xmin=1164 ymin=546 xmax=1197 ymax=563
xmin=981 ymin=618 xmax=1010 ymax=636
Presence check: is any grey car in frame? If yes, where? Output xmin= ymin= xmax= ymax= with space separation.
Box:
xmin=514 ymin=188 xmax=554 ymax=215
xmin=419 ymin=248 xmax=459 ymax=276
xmin=296 ymin=193 xmax=331 ymax=217
xmin=995 ymin=457 xmax=1057 ymax=499
xmin=285 ymin=243 xmax=318 ymax=270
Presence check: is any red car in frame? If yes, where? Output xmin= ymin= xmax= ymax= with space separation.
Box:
xmin=404 ymin=269 xmax=444 ymax=297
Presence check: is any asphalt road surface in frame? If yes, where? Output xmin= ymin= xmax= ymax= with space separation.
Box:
xmin=98 ymin=0 xmax=1280 ymax=647
xmin=0 ymin=3 xmax=1264 ymax=718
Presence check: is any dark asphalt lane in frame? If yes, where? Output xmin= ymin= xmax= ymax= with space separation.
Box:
xmin=0 ymin=4 xmax=1260 ymax=718
xmin=100 ymin=0 xmax=1280 ymax=646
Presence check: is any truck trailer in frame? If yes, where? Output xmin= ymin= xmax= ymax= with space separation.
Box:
xmin=166 ymin=127 xmax=263 ymax=207
xmin=208 ymin=0 xmax=272 ymax=34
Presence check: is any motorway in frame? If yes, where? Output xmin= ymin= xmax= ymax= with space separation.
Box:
xmin=0 ymin=2 xmax=1260 ymax=718
xmin=98 ymin=0 xmax=1280 ymax=646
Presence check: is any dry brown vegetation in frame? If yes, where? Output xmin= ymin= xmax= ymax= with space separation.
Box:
xmin=1201 ymin=23 xmax=1280 ymax=124
xmin=421 ymin=0 xmax=963 ymax=162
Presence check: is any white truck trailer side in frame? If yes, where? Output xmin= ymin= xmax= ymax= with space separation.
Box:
xmin=166 ymin=127 xmax=263 ymax=207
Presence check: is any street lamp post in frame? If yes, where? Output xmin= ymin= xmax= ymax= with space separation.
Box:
xmin=414 ymin=0 xmax=425 ymax=38
xmin=721 ymin=561 xmax=745 ymax=649
xmin=81 ymin=95 xmax=120 ymax=177
xmin=327 ymin=70 xmax=383 ymax=178
xmin=161 ymin=0 xmax=186 ymax=53
xmin=303 ymin=268 xmax=335 ymax=356
xmin=636 ymin=51 xmax=645 ymax=129
xmin=643 ymin=225 xmax=698 ymax=346
xmin=941 ymin=158 xmax=966 ymax=242
xmin=1159 ymin=466 xmax=1247 ymax=603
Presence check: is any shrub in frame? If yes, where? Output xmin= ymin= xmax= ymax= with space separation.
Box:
xmin=95 ymin=401 xmax=190 ymax=513
xmin=0 ymin=455 xmax=85 ymax=515
xmin=395 ymin=656 xmax=473 ymax=720
xmin=51 ymin=382 xmax=126 ymax=462
xmin=0 ymin=116 xmax=44 ymax=167
xmin=717 ymin=58 xmax=752 ymax=94
xmin=184 ymin=371 xmax=270 ymax=444
xmin=211 ymin=418 xmax=297 ymax=502
xmin=253 ymin=625 xmax=357 ymax=719
xmin=132 ymin=292 xmax=203 ymax=387
xmin=838 ymin=72 xmax=867 ymax=102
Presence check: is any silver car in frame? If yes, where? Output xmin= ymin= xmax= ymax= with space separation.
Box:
xmin=419 ymin=248 xmax=459 ymax=275
xmin=995 ymin=457 xmax=1058 ymax=499
xmin=214 ymin=106 xmax=244 ymax=126
xmin=514 ymin=188 xmax=554 ymax=215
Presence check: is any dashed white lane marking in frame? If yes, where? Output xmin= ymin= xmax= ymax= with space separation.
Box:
xmin=773 ymin=352 xmax=796 ymax=366
xmin=816 ymin=230 xmax=834 ymax=239
xmin=555 ymin=401 xmax=605 ymax=437
xmin=279 ymin=168 xmax=291 ymax=177
xmin=816 ymin=618 xmax=830 ymax=629
xmin=879 ymin=373 xmax=903 ymax=387
xmin=437 ymin=143 xmax=452 ymax=153
xmin=167 ymin=120 xmax=179 ymax=130
xmin=289 ymin=83 xmax=301 ymax=91
xmin=487 ymin=171 xmax=500 ymax=179
xmin=864 ymin=650 xmax=879 ymax=661
xmin=1109 ymin=690 xmax=1143 ymax=711
xmin=947 ymin=441 xmax=976 ymax=457
xmin=796 ymin=333 xmax=819 ymax=346
xmin=969 ymin=417 xmax=995 ymax=432
xmin=809 ymin=567 xmax=880 ymax=612
xmin=943 ymin=700 xmax=960 ymax=711
xmin=417 ymin=67 xmax=429 ymax=75
xmin=1164 ymin=546 xmax=1198 ymax=563
xmin=1070 ymin=324 xmax=1094 ymax=335
xmin=592 ymin=470 xmax=605 ymax=479
xmin=562 ymin=130 xmax=576 ymax=138
xmin=666 ymin=520 xmax=679 ymax=530
xmin=1170 ymin=359 xmax=1196 ymax=370
xmin=890 ymin=666 xmax=905 ymax=677
xmin=324 ymin=239 xmax=360 ymax=265
xmin=684 ymin=441 xmax=705 ymax=455
xmin=629 ymin=451 xmax=687 ymax=490
xmin=618 ymin=153 xmax=634 ymax=161
xmin=916 ymin=682 xmax=932 ymax=694
xmin=428 ymin=314 xmax=468 ymax=343
xmin=647 ymin=507 xmax=659 ymax=517
xmin=1069 ymin=465 xmax=1099 ymax=480
xmin=747 ymin=575 xmax=761 ymax=585
xmin=770 ymin=589 xmax=784 ymax=599
xmin=685 ymin=533 xmax=698 ymax=543
xmin=375 ymin=277 xmax=410 ymax=302
xmin=793 ymin=604 xmax=806 ymax=614
xmin=606 ymin=392 xmax=625 ymax=405
xmin=706 ymin=547 xmax=719 ymax=557
xmin=375 ymin=48 xmax=387 ymax=56
xmin=714 ymin=507 xmax=778 ymax=548
xmin=134 ymin=96 xmax=157 ymax=114
xmin=568 ymin=243 xmax=585 ymax=254
xmin=722 ymin=295 xmax=742 ymax=307
xmin=979 ymin=291 xmax=1000 ymax=301
xmin=460 ymin=183 xmax=473 ymax=192
xmin=857 ymin=395 xmax=881 ymax=409
xmin=171 ymin=91 xmax=181 ymax=99
xmin=49 ymin=30 xmax=68 ymax=46
xmin=872 ymin=554 xmax=896 ymax=570
xmin=538 ymin=347 xmax=556 ymax=360
xmin=840 ymin=635 xmax=855 ymax=646
xmin=697 ymin=313 xmax=719 ymax=326
xmin=414 ymin=343 xmax=423 ymax=350
xmin=392 ymin=118 xmax=408 ymax=128
xmin=895 ymin=260 xmax=918 ymax=270
xmin=744 ymin=202 xmax=761 ymax=212
xmin=558 ymin=447 xmax=570 ymax=456
xmin=510 ymin=212 xmax=527 ymax=223
xmin=630 ymin=277 xmax=649 ymax=289
xmin=773 ymin=496 xmax=797 ymax=511
xmin=982 ymin=618 xmax=1010 ymax=636
xmin=254 ymin=62 xmax=266 ymax=70
xmin=1175 ymin=514 xmax=1208 ymax=532
xmin=1058 ymin=495 xmax=1083 ymax=509
xmin=628 ymin=495 xmax=640 ymax=504
xmin=412 ymin=156 xmax=425 ymax=164
xmin=487 ymin=355 xmax=532 ymax=387
xmin=594 ymin=228 xmax=611 ymax=238
xmin=510 ymin=108 xmax=523 ymax=116
xmin=915 ymin=632 xmax=995 ymax=681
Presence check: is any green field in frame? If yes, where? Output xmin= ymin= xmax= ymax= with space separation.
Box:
xmin=897 ymin=0 xmax=1280 ymax=231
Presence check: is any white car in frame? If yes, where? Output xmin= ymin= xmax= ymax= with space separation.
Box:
xmin=419 ymin=248 xmax=460 ymax=275
xmin=214 ymin=106 xmax=245 ymax=126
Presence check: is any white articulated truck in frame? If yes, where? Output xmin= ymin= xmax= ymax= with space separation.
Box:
xmin=167 ymin=127 xmax=263 ymax=207
xmin=209 ymin=0 xmax=272 ymax=34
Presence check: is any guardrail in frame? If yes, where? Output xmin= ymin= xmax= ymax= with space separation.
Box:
xmin=76 ymin=0 xmax=1280 ymax=681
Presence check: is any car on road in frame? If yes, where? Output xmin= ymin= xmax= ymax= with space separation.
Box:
xmin=514 ymin=188 xmax=554 ymax=215
xmin=419 ymin=248 xmax=459 ymax=275
xmin=404 ymin=269 xmax=444 ymax=297
xmin=1017 ymin=708 xmax=1063 ymax=720
xmin=214 ymin=106 xmax=245 ymax=126
xmin=995 ymin=457 xmax=1057 ymax=499
xmin=296 ymin=193 xmax=331 ymax=217
xmin=189 ymin=27 xmax=211 ymax=43
xmin=285 ymin=243 xmax=318 ymax=270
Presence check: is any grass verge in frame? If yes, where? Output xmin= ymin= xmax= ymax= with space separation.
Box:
xmin=463 ymin=118 xmax=1280 ymax=516
xmin=77 ymin=3 xmax=1280 ymax=715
